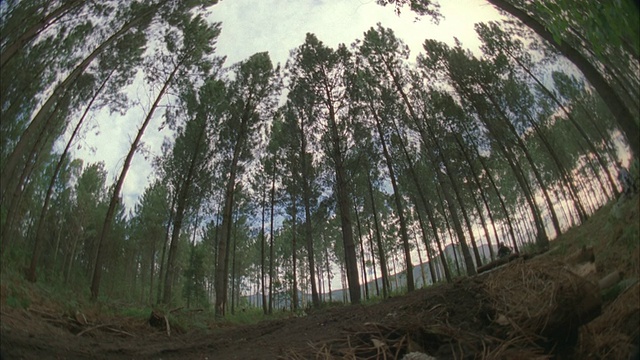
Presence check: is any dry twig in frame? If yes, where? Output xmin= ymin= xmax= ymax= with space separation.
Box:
xmin=76 ymin=324 xmax=109 ymax=337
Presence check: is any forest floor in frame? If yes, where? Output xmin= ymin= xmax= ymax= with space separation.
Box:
xmin=1 ymin=193 xmax=638 ymax=360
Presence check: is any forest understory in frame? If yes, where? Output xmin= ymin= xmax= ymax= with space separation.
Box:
xmin=1 ymin=193 xmax=638 ymax=360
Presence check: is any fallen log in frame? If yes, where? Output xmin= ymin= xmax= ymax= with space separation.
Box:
xmin=477 ymin=253 xmax=519 ymax=274
xmin=598 ymin=270 xmax=623 ymax=290
xmin=565 ymin=245 xmax=595 ymax=266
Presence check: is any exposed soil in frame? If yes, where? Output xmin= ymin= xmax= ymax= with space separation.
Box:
xmin=1 ymin=195 xmax=638 ymax=360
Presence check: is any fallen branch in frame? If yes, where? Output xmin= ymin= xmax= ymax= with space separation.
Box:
xmin=27 ymin=307 xmax=58 ymax=319
xmin=169 ymin=306 xmax=184 ymax=314
xmin=77 ymin=324 xmax=109 ymax=337
xmin=164 ymin=315 xmax=171 ymax=337
xmin=105 ymin=327 xmax=135 ymax=337
xmin=76 ymin=324 xmax=135 ymax=338
xmin=74 ymin=312 xmax=88 ymax=325
xmin=42 ymin=318 xmax=73 ymax=326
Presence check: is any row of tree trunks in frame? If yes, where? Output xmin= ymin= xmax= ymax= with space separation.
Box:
xmin=485 ymin=0 xmax=639 ymax=157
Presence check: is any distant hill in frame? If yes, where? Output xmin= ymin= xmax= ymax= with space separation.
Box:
xmin=243 ymin=242 xmax=499 ymax=308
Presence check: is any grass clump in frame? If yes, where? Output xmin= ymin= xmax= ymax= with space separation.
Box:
xmin=1 ymin=269 xmax=31 ymax=309
xmin=120 ymin=306 xmax=152 ymax=319
xmin=6 ymin=292 xmax=30 ymax=309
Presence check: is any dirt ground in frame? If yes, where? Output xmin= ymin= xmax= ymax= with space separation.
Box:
xmin=1 ymin=195 xmax=638 ymax=360
xmin=0 ymin=281 xmax=487 ymax=359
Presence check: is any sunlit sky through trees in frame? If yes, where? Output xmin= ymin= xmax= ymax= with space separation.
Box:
xmin=70 ymin=0 xmax=508 ymax=211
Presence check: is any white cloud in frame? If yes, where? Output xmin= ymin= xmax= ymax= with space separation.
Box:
xmin=71 ymin=84 xmax=172 ymax=212
xmin=207 ymin=0 xmax=503 ymax=67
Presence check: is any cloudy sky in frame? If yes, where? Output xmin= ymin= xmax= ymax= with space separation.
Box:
xmin=75 ymin=0 xmax=505 ymax=211
xmin=206 ymin=0 xmax=503 ymax=66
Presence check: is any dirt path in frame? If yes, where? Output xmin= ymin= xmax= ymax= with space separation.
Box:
xmin=1 ymin=281 xmax=484 ymax=359
xmin=4 ymin=269 xmax=636 ymax=360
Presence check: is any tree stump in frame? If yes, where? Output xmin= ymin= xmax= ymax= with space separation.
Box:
xmin=148 ymin=310 xmax=165 ymax=329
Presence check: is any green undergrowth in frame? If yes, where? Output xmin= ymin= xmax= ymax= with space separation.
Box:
xmin=548 ymin=193 xmax=639 ymax=279
xmin=118 ymin=306 xmax=152 ymax=319
xmin=0 ymin=267 xmax=92 ymax=317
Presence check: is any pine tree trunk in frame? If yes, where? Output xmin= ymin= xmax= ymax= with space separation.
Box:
xmin=469 ymin=192 xmax=491 ymax=261
xmin=420 ymin=135 xmax=476 ymax=275
xmin=506 ymin=48 xmax=614 ymax=210
xmin=470 ymin=140 xmax=519 ymax=251
xmin=317 ymin=261 xmax=324 ymax=302
xmin=435 ymin=188 xmax=461 ymax=275
xmin=453 ymin=134 xmax=496 ymax=260
xmin=413 ymin=204 xmax=437 ymax=284
xmin=0 ymin=0 xmax=87 ymax=67
xmin=366 ymin=172 xmax=390 ymax=298
xmin=92 ymin=57 xmax=182 ymax=301
xmin=216 ymin=166 xmax=237 ymax=316
xmin=383 ymin=58 xmax=460 ymax=282
xmin=268 ymin=158 xmax=276 ymax=314
xmin=291 ymin=191 xmax=298 ymax=311
xmin=296 ymin=111 xmax=321 ymax=308
xmin=325 ymin=245 xmax=332 ymax=302
xmin=388 ymin=116 xmax=452 ymax=282
xmin=456 ymin=82 xmax=548 ymax=248
xmin=353 ymin=203 xmax=369 ymax=300
xmin=414 ymin=233 xmax=426 ymax=287
xmin=162 ymin=118 xmax=206 ymax=305
xmin=231 ymin=215 xmax=238 ymax=315
xmin=1 ymin=7 xmax=157 ymax=202
xmin=156 ymin=195 xmax=175 ymax=305
xmin=260 ymin=180 xmax=268 ymax=314
xmin=327 ymin=102 xmax=361 ymax=304
xmin=527 ymin=113 xmax=587 ymax=222
xmin=215 ymin=111 xmax=249 ymax=316
xmin=480 ymin=84 xmax=563 ymax=238
xmin=1 ymin=127 xmax=51 ymax=252
xmin=486 ymin=0 xmax=639 ymax=156
xmin=453 ymin=135 xmax=494 ymax=260
xmin=27 ymin=69 xmax=113 ymax=282
xmin=391 ymin=252 xmax=400 ymax=290
xmin=340 ymin=261 xmax=348 ymax=302
xmin=369 ymin=102 xmax=415 ymax=291
xmin=366 ymin=226 xmax=381 ymax=297
xmin=148 ymin=231 xmax=156 ymax=305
